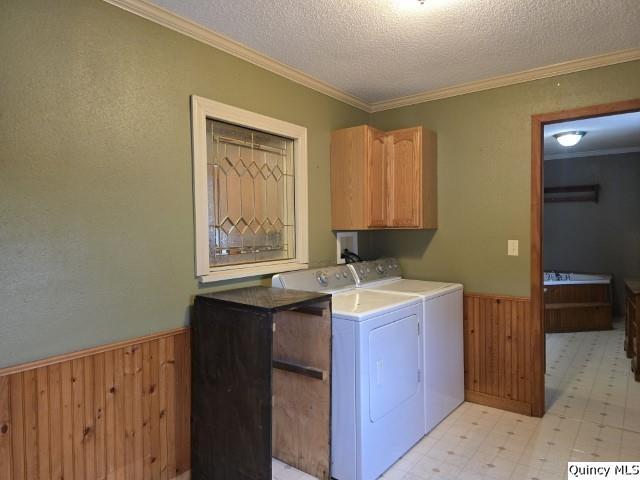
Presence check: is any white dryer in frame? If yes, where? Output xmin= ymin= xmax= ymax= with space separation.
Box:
xmin=349 ymin=259 xmax=464 ymax=434
xmin=273 ymin=266 xmax=425 ymax=480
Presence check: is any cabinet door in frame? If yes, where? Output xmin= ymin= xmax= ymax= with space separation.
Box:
xmin=387 ymin=128 xmax=422 ymax=227
xmin=366 ymin=127 xmax=388 ymax=228
xmin=331 ymin=126 xmax=368 ymax=229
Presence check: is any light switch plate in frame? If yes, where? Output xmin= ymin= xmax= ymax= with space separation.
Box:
xmin=508 ymin=239 xmax=519 ymax=256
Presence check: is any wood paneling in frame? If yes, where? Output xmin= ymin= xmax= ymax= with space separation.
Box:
xmin=463 ymin=293 xmax=533 ymax=416
xmin=0 ymin=329 xmax=190 ymax=480
xmin=545 ymin=303 xmax=612 ymax=333
xmin=544 ymin=283 xmax=610 ymax=304
xmin=544 ymin=283 xmax=612 ymax=333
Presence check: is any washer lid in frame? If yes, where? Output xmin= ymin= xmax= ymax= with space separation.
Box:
xmin=331 ymin=290 xmax=421 ymax=321
xmin=364 ymin=279 xmax=462 ymax=299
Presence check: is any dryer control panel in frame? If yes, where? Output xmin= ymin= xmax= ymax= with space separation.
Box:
xmin=272 ymin=264 xmax=356 ymax=292
xmin=349 ymin=258 xmax=402 ymax=285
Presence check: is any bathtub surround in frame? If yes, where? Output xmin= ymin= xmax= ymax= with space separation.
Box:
xmin=544 ymin=152 xmax=640 ymax=315
xmin=544 ymin=276 xmax=613 ymax=333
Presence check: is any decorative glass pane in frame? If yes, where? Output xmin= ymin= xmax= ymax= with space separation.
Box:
xmin=206 ymin=119 xmax=296 ymax=267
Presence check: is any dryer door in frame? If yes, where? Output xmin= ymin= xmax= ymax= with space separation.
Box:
xmin=368 ymin=314 xmax=420 ymax=422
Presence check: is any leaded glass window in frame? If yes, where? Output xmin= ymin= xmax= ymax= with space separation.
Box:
xmin=206 ymin=120 xmax=296 ymax=267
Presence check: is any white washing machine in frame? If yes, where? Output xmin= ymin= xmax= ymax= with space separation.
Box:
xmin=348 ymin=258 xmax=464 ymax=434
xmin=273 ymin=265 xmax=425 ymax=480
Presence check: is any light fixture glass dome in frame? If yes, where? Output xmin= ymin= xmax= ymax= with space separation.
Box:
xmin=553 ymin=131 xmax=586 ymax=147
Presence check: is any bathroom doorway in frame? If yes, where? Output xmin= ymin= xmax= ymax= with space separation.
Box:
xmin=530 ymin=99 xmax=640 ymax=417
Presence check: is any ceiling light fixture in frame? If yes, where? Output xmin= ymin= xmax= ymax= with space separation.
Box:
xmin=553 ymin=131 xmax=586 ymax=147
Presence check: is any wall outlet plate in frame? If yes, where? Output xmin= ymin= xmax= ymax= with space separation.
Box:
xmin=336 ymin=231 xmax=358 ymax=264
xmin=508 ymin=239 xmax=519 ymax=256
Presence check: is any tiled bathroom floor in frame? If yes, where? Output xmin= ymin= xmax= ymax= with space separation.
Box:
xmin=380 ymin=319 xmax=640 ymax=480
xmin=274 ymin=319 xmax=640 ymax=479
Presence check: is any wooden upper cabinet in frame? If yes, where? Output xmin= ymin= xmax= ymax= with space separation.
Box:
xmin=330 ymin=124 xmax=437 ymax=230
xmin=366 ymin=127 xmax=388 ymax=228
xmin=387 ymin=128 xmax=421 ymax=227
xmin=330 ymin=126 xmax=368 ymax=230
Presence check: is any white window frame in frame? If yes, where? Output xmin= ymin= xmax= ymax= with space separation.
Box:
xmin=191 ymin=95 xmax=309 ymax=283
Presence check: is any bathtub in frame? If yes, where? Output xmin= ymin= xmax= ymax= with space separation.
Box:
xmin=544 ymin=272 xmax=612 ymax=286
xmin=544 ymin=272 xmax=613 ymax=332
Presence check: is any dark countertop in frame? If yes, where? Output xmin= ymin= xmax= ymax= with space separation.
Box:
xmin=195 ymin=286 xmax=331 ymax=313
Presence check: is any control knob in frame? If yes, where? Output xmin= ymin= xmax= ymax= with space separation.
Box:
xmin=376 ymin=264 xmax=385 ymax=274
xmin=315 ymin=271 xmax=328 ymax=286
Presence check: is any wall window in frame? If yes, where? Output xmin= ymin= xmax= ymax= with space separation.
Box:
xmin=191 ymin=96 xmax=308 ymax=282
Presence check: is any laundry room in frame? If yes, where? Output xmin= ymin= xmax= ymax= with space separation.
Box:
xmin=1 ymin=1 xmax=640 ymax=479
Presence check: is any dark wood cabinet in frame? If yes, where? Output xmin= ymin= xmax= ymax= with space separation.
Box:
xmin=191 ymin=286 xmax=332 ymax=479
xmin=625 ymin=279 xmax=640 ymax=382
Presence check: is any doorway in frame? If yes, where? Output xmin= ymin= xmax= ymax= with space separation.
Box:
xmin=530 ymin=99 xmax=640 ymax=417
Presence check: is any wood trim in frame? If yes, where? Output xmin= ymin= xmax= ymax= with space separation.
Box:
xmin=465 ymin=391 xmax=532 ymax=416
xmin=464 ymin=292 xmax=530 ymax=302
xmin=102 ymin=0 xmax=640 ymax=114
xmin=0 ymin=329 xmax=191 ymax=480
xmin=370 ymin=48 xmax=640 ymax=112
xmin=0 ymin=328 xmax=188 ymax=377
xmin=530 ymin=114 xmax=544 ymax=418
xmin=102 ymin=0 xmax=370 ymax=112
xmin=530 ymin=98 xmax=640 ymax=417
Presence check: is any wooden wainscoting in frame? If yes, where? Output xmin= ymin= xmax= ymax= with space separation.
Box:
xmin=463 ymin=293 xmax=534 ymax=416
xmin=0 ymin=328 xmax=191 ymax=480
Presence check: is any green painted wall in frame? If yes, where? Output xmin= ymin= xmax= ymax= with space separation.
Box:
xmin=364 ymin=62 xmax=640 ymax=296
xmin=0 ymin=0 xmax=368 ymax=367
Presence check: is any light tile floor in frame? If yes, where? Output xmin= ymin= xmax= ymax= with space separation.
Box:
xmin=274 ymin=320 xmax=640 ymax=479
xmin=272 ymin=458 xmax=317 ymax=480
xmin=380 ymin=319 xmax=640 ymax=480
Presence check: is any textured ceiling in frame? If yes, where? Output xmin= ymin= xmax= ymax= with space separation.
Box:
xmin=544 ymin=111 xmax=640 ymax=160
xmin=149 ymin=0 xmax=640 ymax=103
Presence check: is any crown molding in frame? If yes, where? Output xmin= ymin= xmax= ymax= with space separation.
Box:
xmin=544 ymin=145 xmax=640 ymax=161
xmin=103 ymin=0 xmax=640 ymax=115
xmin=103 ymin=0 xmax=372 ymax=112
xmin=370 ymin=48 xmax=640 ymax=112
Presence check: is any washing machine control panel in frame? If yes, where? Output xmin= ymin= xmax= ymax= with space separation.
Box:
xmin=348 ymin=258 xmax=401 ymax=285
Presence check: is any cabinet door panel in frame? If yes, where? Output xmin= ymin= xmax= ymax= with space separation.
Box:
xmin=388 ymin=128 xmax=421 ymax=227
xmin=331 ymin=126 xmax=367 ymax=229
xmin=366 ymin=128 xmax=388 ymax=227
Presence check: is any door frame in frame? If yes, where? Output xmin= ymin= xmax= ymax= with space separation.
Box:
xmin=530 ymin=98 xmax=640 ymax=417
